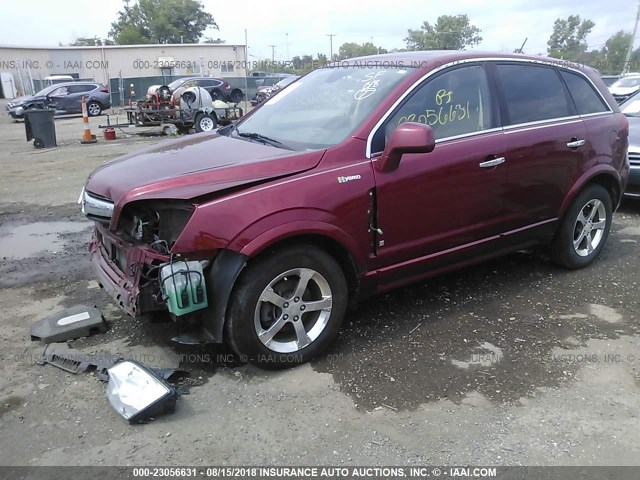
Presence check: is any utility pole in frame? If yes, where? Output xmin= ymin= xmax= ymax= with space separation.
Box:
xmin=327 ymin=34 xmax=336 ymax=61
xmin=268 ymin=44 xmax=276 ymax=63
xmin=286 ymin=33 xmax=289 ymax=60
xmin=624 ymin=0 xmax=640 ymax=74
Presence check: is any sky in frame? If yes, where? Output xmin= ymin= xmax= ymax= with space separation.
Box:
xmin=0 ymin=0 xmax=638 ymax=60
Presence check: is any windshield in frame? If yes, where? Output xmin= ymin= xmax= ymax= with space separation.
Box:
xmin=613 ymin=77 xmax=640 ymax=88
xmin=276 ymin=76 xmax=298 ymax=88
xmin=235 ymin=66 xmax=412 ymax=150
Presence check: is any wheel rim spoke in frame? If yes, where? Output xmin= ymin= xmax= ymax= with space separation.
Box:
xmin=302 ymin=296 xmax=332 ymax=312
xmin=292 ymin=269 xmax=313 ymax=299
xmin=586 ymin=232 xmax=594 ymax=254
xmin=293 ymin=320 xmax=311 ymax=349
xmin=592 ymin=219 xmax=606 ymax=231
xmin=260 ymin=288 xmax=286 ymax=308
xmin=259 ymin=316 xmax=287 ymax=346
xmin=573 ymin=230 xmax=586 ymax=250
xmin=587 ymin=200 xmax=601 ymax=222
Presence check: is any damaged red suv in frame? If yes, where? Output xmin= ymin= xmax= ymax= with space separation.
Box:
xmin=81 ymin=52 xmax=629 ymax=368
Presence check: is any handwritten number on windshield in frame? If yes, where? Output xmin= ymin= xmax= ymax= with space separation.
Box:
xmin=354 ymin=71 xmax=387 ymax=100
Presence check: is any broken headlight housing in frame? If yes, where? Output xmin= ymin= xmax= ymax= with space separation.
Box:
xmin=117 ymin=201 xmax=195 ymax=253
xmin=107 ymin=360 xmax=179 ymax=423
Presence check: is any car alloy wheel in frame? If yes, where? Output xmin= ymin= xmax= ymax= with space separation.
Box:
xmin=87 ymin=102 xmax=101 ymax=116
xmin=224 ymin=245 xmax=347 ymax=369
xmin=254 ymin=267 xmax=333 ymax=353
xmin=573 ymin=199 xmax=607 ymax=257
xmin=550 ymin=183 xmax=612 ymax=269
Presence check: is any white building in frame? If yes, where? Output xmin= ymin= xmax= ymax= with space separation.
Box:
xmin=0 ymin=43 xmax=248 ymax=96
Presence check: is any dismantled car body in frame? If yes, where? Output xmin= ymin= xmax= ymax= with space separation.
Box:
xmin=82 ymin=51 xmax=629 ymax=369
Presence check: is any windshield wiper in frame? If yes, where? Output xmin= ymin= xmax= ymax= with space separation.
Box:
xmin=237 ymin=131 xmax=292 ymax=149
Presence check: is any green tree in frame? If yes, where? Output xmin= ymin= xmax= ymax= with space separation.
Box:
xmin=546 ymin=15 xmax=595 ymax=59
xmin=109 ymin=0 xmax=217 ymax=45
xmin=405 ymin=14 xmax=482 ymax=50
xmin=337 ymin=42 xmax=388 ymax=60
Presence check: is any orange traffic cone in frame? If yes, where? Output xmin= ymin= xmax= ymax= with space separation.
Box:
xmin=80 ymin=96 xmax=97 ymax=144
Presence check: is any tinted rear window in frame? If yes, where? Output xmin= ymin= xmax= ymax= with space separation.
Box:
xmin=497 ymin=64 xmax=572 ymax=125
xmin=560 ymin=71 xmax=609 ymax=115
xmin=67 ymin=84 xmax=96 ymax=94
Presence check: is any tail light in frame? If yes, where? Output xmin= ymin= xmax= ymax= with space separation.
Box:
xmin=100 ymin=86 xmax=109 ymax=93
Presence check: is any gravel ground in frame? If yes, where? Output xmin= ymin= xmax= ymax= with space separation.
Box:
xmin=0 ymin=99 xmax=639 ymax=469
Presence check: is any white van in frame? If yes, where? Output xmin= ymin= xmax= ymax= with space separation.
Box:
xmin=44 ymin=75 xmax=75 ymax=86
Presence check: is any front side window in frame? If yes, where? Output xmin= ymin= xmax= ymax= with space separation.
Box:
xmin=383 ymin=65 xmax=493 ymax=144
xmin=560 ymin=71 xmax=609 ymax=115
xmin=497 ymin=64 xmax=572 ymax=125
xmin=49 ymin=86 xmax=68 ymax=96
xmin=235 ymin=66 xmax=412 ymax=150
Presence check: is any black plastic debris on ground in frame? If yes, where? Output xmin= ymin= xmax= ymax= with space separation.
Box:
xmin=30 ymin=305 xmax=107 ymax=343
xmin=36 ymin=342 xmax=190 ymax=385
xmin=36 ymin=342 xmax=118 ymax=377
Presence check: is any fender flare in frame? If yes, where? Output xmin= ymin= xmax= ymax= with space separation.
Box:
xmin=234 ymin=220 xmax=365 ymax=272
xmin=558 ymin=165 xmax=622 ymax=219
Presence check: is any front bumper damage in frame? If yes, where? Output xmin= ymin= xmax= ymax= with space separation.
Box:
xmin=89 ymin=223 xmax=247 ymax=344
xmin=89 ymin=223 xmax=168 ymax=317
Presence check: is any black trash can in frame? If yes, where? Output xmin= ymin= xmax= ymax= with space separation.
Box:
xmin=24 ymin=109 xmax=57 ymax=149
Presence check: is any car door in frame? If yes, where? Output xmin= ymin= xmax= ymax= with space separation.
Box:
xmin=46 ymin=86 xmax=68 ymax=112
xmin=65 ymin=84 xmax=96 ymax=112
xmin=371 ymin=63 xmax=508 ymax=277
xmin=493 ymin=62 xmax=589 ymax=232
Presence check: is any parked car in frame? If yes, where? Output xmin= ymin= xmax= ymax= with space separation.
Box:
xmin=619 ymin=92 xmax=640 ymax=198
xmin=608 ymin=75 xmax=640 ymax=103
xmin=7 ymin=82 xmax=110 ymax=119
xmin=166 ymin=77 xmax=244 ymax=104
xmin=601 ymin=75 xmax=621 ymax=87
xmin=81 ymin=51 xmax=629 ymax=369
xmin=251 ymin=75 xmax=300 ymax=106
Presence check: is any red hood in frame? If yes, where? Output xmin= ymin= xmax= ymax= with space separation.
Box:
xmin=85 ymin=133 xmax=325 ymax=207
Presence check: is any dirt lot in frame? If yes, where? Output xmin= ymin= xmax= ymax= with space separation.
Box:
xmin=0 ymin=98 xmax=640 ymax=468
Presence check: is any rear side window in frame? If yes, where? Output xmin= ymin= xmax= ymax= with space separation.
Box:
xmin=384 ymin=65 xmax=493 ymax=142
xmin=67 ymin=84 xmax=95 ymax=94
xmin=497 ymin=64 xmax=572 ymax=125
xmin=560 ymin=71 xmax=609 ymax=115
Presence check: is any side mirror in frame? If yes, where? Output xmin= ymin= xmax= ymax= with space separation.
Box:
xmin=377 ymin=122 xmax=435 ymax=172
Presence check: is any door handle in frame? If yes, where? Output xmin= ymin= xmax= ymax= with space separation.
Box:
xmin=479 ymin=157 xmax=506 ymax=168
xmin=567 ymin=139 xmax=586 ymax=149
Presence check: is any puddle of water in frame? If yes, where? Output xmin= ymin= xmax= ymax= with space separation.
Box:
xmin=450 ymin=341 xmax=504 ymax=370
xmin=0 ymin=222 xmax=90 ymax=259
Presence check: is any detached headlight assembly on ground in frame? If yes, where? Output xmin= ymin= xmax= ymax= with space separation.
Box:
xmin=107 ymin=360 xmax=179 ymax=423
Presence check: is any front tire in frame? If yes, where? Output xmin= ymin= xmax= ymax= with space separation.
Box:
xmin=551 ymin=184 xmax=612 ymax=269
xmin=225 ymin=245 xmax=348 ymax=369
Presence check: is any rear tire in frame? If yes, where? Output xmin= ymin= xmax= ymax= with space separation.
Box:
xmin=225 ymin=245 xmax=348 ymax=369
xmin=87 ymin=101 xmax=102 ymax=117
xmin=551 ymin=184 xmax=612 ymax=269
